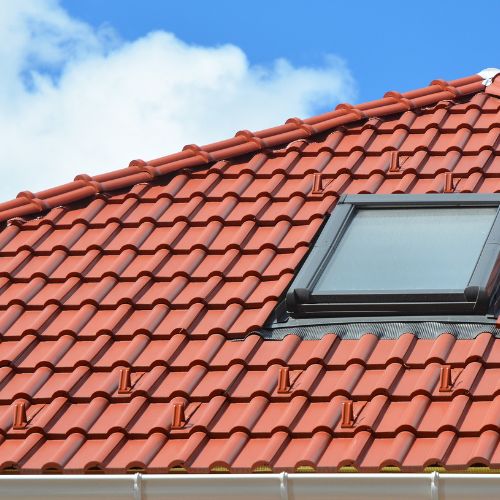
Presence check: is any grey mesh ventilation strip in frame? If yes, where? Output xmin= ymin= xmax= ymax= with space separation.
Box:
xmin=257 ymin=320 xmax=500 ymax=341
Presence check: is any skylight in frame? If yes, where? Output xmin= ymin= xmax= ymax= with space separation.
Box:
xmin=284 ymin=194 xmax=500 ymax=319
xmin=314 ymin=207 xmax=496 ymax=292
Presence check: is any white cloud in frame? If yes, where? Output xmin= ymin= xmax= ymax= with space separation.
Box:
xmin=0 ymin=0 xmax=356 ymax=201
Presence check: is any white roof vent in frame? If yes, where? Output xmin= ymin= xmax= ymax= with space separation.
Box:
xmin=478 ymin=67 xmax=500 ymax=86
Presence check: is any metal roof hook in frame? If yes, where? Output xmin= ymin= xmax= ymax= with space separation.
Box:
xmin=478 ymin=68 xmax=500 ymax=86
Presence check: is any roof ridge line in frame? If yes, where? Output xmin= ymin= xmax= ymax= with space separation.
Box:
xmin=0 ymin=73 xmax=485 ymax=223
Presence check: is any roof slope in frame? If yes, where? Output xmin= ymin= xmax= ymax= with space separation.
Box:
xmin=0 ymin=72 xmax=499 ymax=473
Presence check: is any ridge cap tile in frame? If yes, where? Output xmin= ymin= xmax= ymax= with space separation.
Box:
xmin=0 ymin=73 xmax=485 ymax=223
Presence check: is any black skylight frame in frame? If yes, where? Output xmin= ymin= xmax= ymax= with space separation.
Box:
xmin=285 ymin=194 xmax=500 ymax=319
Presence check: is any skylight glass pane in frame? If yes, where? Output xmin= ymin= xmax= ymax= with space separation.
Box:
xmin=314 ymin=207 xmax=497 ymax=292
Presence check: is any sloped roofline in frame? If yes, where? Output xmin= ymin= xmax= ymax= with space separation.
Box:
xmin=0 ymin=72 xmax=490 ymax=223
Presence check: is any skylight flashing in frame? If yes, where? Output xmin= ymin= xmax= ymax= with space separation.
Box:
xmin=260 ymin=318 xmax=500 ymax=341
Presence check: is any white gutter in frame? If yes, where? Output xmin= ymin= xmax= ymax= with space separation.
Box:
xmin=0 ymin=472 xmax=499 ymax=500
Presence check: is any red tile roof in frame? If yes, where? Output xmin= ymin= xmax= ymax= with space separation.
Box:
xmin=0 ymin=71 xmax=499 ymax=473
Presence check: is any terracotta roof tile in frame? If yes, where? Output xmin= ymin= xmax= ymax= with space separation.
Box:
xmin=0 ymin=71 xmax=499 ymax=473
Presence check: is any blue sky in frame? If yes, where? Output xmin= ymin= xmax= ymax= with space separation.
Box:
xmin=1 ymin=1 xmax=498 ymax=200
xmin=63 ymin=0 xmax=499 ymax=103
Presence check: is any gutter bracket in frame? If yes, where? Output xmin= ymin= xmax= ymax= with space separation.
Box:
xmin=280 ymin=471 xmax=289 ymax=500
xmin=133 ymin=472 xmax=143 ymax=500
xmin=430 ymin=471 xmax=439 ymax=500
